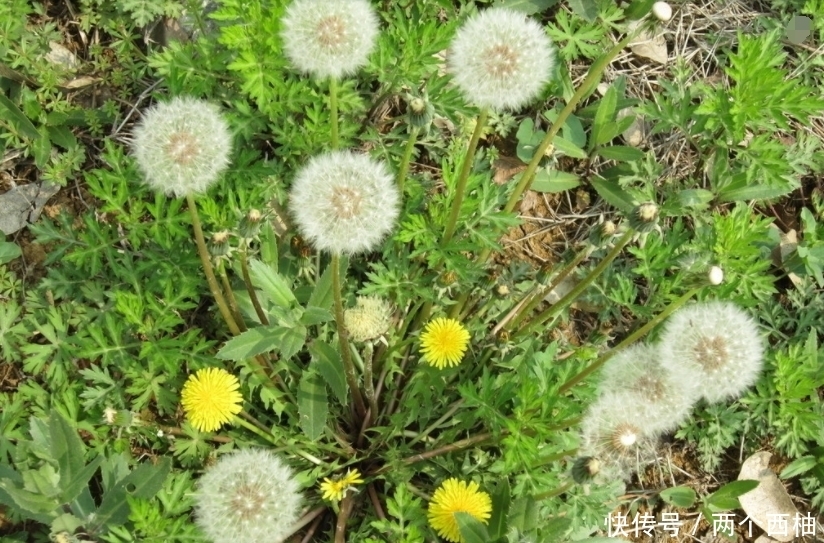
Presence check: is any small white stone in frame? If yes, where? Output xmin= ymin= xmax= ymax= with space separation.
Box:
xmin=652 ymin=1 xmax=672 ymax=22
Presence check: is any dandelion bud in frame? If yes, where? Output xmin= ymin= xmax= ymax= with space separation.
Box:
xmin=131 ymin=97 xmax=232 ymax=198
xmin=659 ymin=301 xmax=764 ymax=403
xmin=406 ymin=94 xmax=434 ymax=129
xmin=209 ymin=230 xmax=232 ymax=258
xmin=652 ymin=1 xmax=673 ymax=21
xmin=449 ymin=8 xmax=556 ymax=111
xmin=238 ymin=209 xmax=264 ymax=239
xmin=344 ymin=296 xmax=393 ymax=342
xmin=602 ymin=220 xmax=617 ymax=236
xmin=708 ymin=266 xmax=724 ymax=285
xmin=103 ymin=407 xmax=135 ymax=427
xmin=281 ymin=0 xmax=379 ymax=79
xmin=195 ymin=449 xmax=302 ymax=543
xmin=571 ymin=456 xmax=600 ymax=483
xmin=289 ymin=151 xmax=400 ymax=255
xmin=495 ymin=284 xmax=510 ymax=296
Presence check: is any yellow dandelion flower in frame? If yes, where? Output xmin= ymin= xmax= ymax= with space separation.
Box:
xmin=319 ymin=469 xmax=365 ymax=501
xmin=428 ymin=478 xmax=492 ymax=543
xmin=181 ymin=368 xmax=243 ymax=432
xmin=420 ymin=318 xmax=470 ymax=369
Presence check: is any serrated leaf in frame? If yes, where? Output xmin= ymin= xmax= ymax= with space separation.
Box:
xmin=590 ymin=178 xmax=635 ymax=212
xmin=553 ymin=135 xmax=589 ymax=159
xmin=595 ymin=145 xmax=644 ymax=162
xmin=216 ymin=326 xmax=281 ymax=360
xmin=60 ymin=456 xmax=103 ymax=504
xmin=91 ymin=457 xmax=171 ymax=530
xmin=272 ymin=325 xmax=307 ymax=359
xmin=567 ymin=0 xmax=598 ymax=21
xmin=677 ymin=188 xmax=715 ymax=208
xmin=493 ymin=0 xmax=558 ymax=15
xmin=591 ymin=86 xmax=618 ymax=148
xmin=659 ymin=486 xmax=697 ymax=508
xmin=300 ymin=306 xmax=334 ymax=326
xmin=298 ymin=372 xmax=327 ymax=440
xmin=307 ymin=255 xmax=349 ymax=310
xmin=531 ymin=169 xmax=581 ymax=193
xmin=0 ymin=92 xmax=40 ymax=140
xmin=716 ymin=179 xmax=794 ymax=202
xmin=49 ymin=411 xmax=85 ymax=490
xmin=455 ymin=512 xmax=490 ymax=543
xmin=488 ymin=479 xmax=510 ymax=538
xmin=706 ymin=479 xmax=759 ymax=511
xmin=0 ymin=479 xmax=58 ymax=521
xmin=249 ymin=259 xmax=296 ymax=308
xmin=309 ymin=340 xmax=347 ymax=404
xmin=508 ymin=496 xmax=538 ymax=532
xmin=779 ymin=456 xmax=817 ymax=479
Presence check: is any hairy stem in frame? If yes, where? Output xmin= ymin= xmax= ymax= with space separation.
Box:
xmin=186 ymin=193 xmax=240 ymax=335
xmin=330 ymin=77 xmax=339 ymax=149
xmin=442 ymin=107 xmax=489 ymax=245
xmin=332 ymin=254 xmax=367 ymax=418
xmin=397 ymin=125 xmax=420 ymax=195
xmin=217 ymin=261 xmax=246 ymax=332
xmin=240 ymin=245 xmax=269 ymax=325
xmin=514 ymin=229 xmax=633 ymax=340
xmin=558 ymin=286 xmax=702 ymax=394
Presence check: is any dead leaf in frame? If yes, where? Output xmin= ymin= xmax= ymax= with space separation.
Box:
xmin=492 ymin=156 xmax=527 ymax=185
xmin=737 ymin=451 xmax=798 ymax=543
xmin=62 ymin=76 xmax=99 ymax=89
xmin=628 ymin=22 xmax=668 ymax=65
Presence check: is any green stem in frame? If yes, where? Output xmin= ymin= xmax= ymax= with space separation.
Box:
xmin=514 ymin=229 xmax=634 ymax=340
xmin=558 ymin=286 xmax=702 ymax=394
xmin=530 ymin=448 xmax=578 ymax=469
xmin=241 ymin=245 xmax=269 ymax=325
xmin=533 ymin=482 xmax=573 ymax=501
xmin=332 ymin=254 xmax=367 ymax=418
xmin=217 ymin=262 xmax=246 ymax=332
xmin=330 ymin=77 xmax=339 ymax=149
xmin=363 ymin=343 xmax=379 ymax=420
xmin=397 ymin=125 xmax=420 ymax=195
xmin=407 ymin=399 xmax=464 ymax=447
xmin=504 ymin=32 xmax=636 ymax=214
xmin=506 ymin=248 xmax=591 ymax=333
xmin=235 ymin=412 xmax=324 ymax=465
xmin=442 ymin=108 xmax=489 ymax=246
xmin=186 ymin=194 xmax=241 ymax=336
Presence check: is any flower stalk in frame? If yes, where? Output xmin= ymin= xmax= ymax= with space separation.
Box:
xmin=332 ymin=254 xmax=367 ymax=418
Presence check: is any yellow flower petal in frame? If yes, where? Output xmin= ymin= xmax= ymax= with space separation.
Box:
xmin=420 ymin=318 xmax=470 ymax=369
xmin=319 ymin=469 xmax=365 ymax=502
xmin=428 ymin=478 xmax=492 ymax=543
xmin=181 ymin=367 xmax=243 ymax=432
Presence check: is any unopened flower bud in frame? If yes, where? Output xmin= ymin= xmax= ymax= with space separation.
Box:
xmin=652 ymin=1 xmax=672 ymax=21
xmin=407 ymin=94 xmax=434 ymax=129
xmin=708 ymin=266 xmax=724 ymax=285
xmin=636 ymin=202 xmax=658 ymax=223
xmin=495 ymin=284 xmax=510 ymax=296
xmin=239 ymin=209 xmax=264 ymax=239
xmin=209 ymin=230 xmax=231 ymax=257
xmin=439 ymin=270 xmax=458 ymax=286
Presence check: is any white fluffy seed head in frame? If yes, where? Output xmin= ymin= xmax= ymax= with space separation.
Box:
xmin=281 ymin=0 xmax=379 ymax=79
xmin=131 ymin=97 xmax=232 ymax=198
xmin=659 ymin=301 xmax=764 ymax=403
xmin=448 ymin=7 xmax=556 ymax=111
xmin=195 ymin=449 xmax=302 ymax=543
xmin=579 ymin=392 xmax=660 ymax=482
xmin=288 ymin=150 xmax=400 ymax=255
xmin=598 ymin=343 xmax=698 ymax=433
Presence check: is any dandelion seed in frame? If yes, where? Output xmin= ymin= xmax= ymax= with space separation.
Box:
xmin=420 ymin=318 xmax=470 ymax=369
xmin=181 ymin=368 xmax=243 ymax=432
xmin=659 ymin=301 xmax=764 ymax=403
xmin=288 ymin=150 xmax=400 ymax=255
xmin=448 ymin=8 xmax=556 ymax=111
xmin=428 ymin=478 xmax=492 ymax=543
xmin=195 ymin=449 xmax=302 ymax=543
xmin=281 ymin=0 xmax=379 ymax=79
xmin=131 ymin=97 xmax=232 ymax=197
